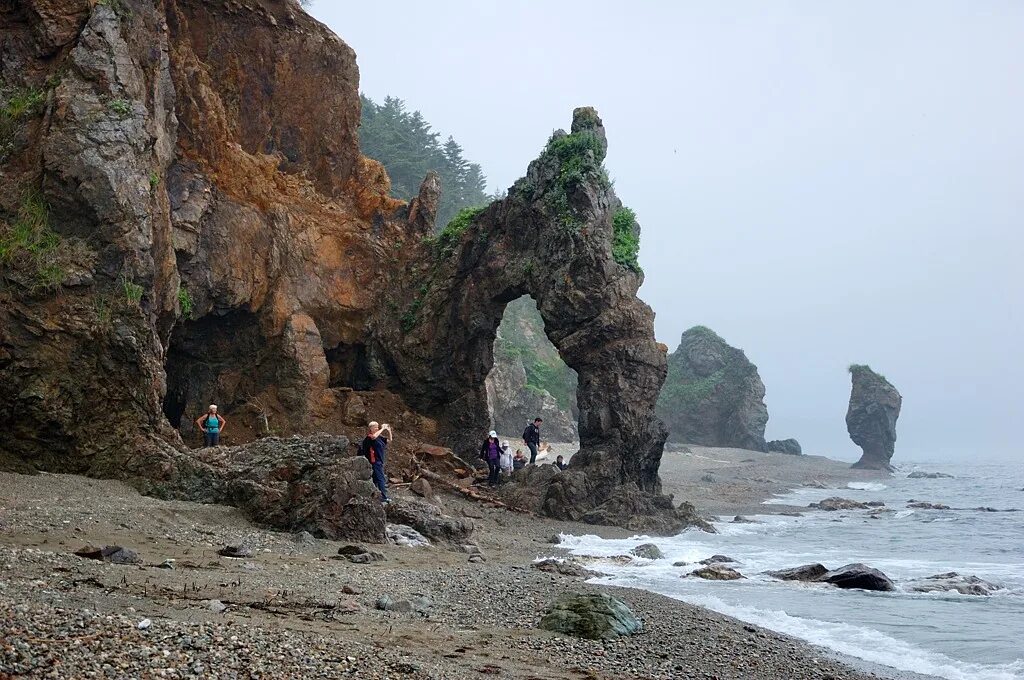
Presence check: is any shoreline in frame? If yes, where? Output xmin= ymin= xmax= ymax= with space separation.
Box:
xmin=0 ymin=451 xmax=914 ymax=680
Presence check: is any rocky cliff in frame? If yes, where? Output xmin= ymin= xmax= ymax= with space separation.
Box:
xmin=847 ymin=364 xmax=901 ymax=470
xmin=0 ymin=1 xmax=684 ymax=532
xmin=486 ymin=296 xmax=578 ymax=442
xmin=656 ymin=326 xmax=769 ymax=451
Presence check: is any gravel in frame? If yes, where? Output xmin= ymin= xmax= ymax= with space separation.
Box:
xmin=0 ymin=471 xmax=898 ymax=679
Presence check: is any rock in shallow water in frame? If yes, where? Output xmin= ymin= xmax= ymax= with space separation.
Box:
xmin=698 ymin=554 xmax=737 ymax=565
xmin=907 ymin=471 xmax=954 ymax=479
xmin=764 ymin=564 xmax=829 ymax=582
xmin=538 ymin=593 xmax=641 ymax=640
xmin=906 ymin=572 xmax=1001 ymax=596
xmin=810 ymin=497 xmax=868 ymax=511
xmin=818 ymin=563 xmax=894 ymax=591
xmin=630 ymin=543 xmax=664 ymax=560
xmin=688 ymin=564 xmax=744 ymax=580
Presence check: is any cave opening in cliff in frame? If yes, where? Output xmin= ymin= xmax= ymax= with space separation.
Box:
xmin=325 ymin=342 xmax=375 ymax=390
xmin=162 ymin=310 xmax=273 ymax=441
xmin=485 ymin=295 xmax=580 ymax=445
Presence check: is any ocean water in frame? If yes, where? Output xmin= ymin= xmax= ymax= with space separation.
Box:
xmin=557 ymin=461 xmax=1024 ymax=680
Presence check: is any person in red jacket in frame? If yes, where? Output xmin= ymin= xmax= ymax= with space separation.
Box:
xmin=360 ymin=421 xmax=392 ymax=503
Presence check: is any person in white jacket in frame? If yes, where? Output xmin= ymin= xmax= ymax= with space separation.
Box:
xmin=499 ymin=440 xmax=514 ymax=479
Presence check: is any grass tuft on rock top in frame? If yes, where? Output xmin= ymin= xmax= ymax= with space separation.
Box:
xmin=611 ymin=206 xmax=641 ymax=273
xmin=540 ymin=129 xmax=609 ymax=230
xmin=433 ymin=205 xmax=484 ymax=258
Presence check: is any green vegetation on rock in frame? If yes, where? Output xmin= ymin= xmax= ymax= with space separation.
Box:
xmin=177 ymin=286 xmax=193 ymax=319
xmin=539 ymin=128 xmax=609 ymax=230
xmin=1 ymin=87 xmax=46 ymax=159
xmin=434 ymin=206 xmax=485 ymax=258
xmin=611 ymin=206 xmax=641 ymax=272
xmin=0 ymin=190 xmax=85 ymax=291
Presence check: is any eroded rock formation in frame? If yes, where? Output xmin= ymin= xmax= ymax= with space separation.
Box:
xmin=846 ymin=365 xmax=902 ymax=470
xmin=0 ymin=1 xmax=684 ymax=532
xmin=767 ymin=438 xmax=802 ymax=455
xmin=656 ymin=326 xmax=769 ymax=451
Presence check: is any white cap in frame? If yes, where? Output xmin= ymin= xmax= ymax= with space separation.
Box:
xmin=502 ymin=440 xmax=509 ymax=447
xmin=489 ymin=430 xmax=498 ymax=438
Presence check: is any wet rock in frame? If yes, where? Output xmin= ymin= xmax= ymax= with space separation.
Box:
xmin=818 ymin=563 xmax=894 ymax=591
xmin=384 ymin=499 xmax=473 ymax=548
xmin=865 ymin=500 xmax=885 ymax=507
xmin=906 ymin=501 xmax=950 ymax=510
xmin=73 ymin=545 xmax=141 ymax=565
xmin=533 ymin=559 xmax=598 ymax=578
xmin=657 ymin=326 xmax=769 ymax=451
xmin=699 ymin=554 xmax=737 ymax=565
xmin=766 ymin=439 xmax=803 ymax=455
xmin=907 ymin=471 xmax=954 ymax=479
xmin=538 ymin=593 xmax=641 ymax=640
xmin=764 ymin=564 xmax=829 ymax=582
xmin=847 ymin=365 xmax=902 ymax=470
xmin=386 ymin=524 xmax=430 ymax=548
xmin=688 ymin=564 xmax=744 ymax=580
xmin=810 ymin=497 xmax=868 ymax=511
xmin=575 ymin=484 xmax=715 ymax=535
xmin=217 ymin=544 xmax=253 ymax=559
xmin=906 ymin=572 xmax=1001 ymax=596
xmin=630 ymin=544 xmax=664 ymax=560
xmin=731 ymin=515 xmax=758 ymax=523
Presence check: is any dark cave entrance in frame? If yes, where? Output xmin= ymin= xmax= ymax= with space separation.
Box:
xmin=485 ymin=295 xmax=579 ymax=447
xmin=325 ymin=342 xmax=375 ymax=390
xmin=162 ymin=309 xmax=271 ymax=441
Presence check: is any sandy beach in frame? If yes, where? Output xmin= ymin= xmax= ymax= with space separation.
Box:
xmin=0 ymin=448 xmax=904 ymax=679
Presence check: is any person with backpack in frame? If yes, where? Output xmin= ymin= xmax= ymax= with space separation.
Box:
xmin=522 ymin=417 xmax=542 ymax=465
xmin=360 ymin=421 xmax=392 ymax=503
xmin=479 ymin=430 xmax=502 ymax=487
xmin=195 ymin=405 xmax=226 ymax=447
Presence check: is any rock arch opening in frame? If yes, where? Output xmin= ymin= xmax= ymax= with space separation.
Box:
xmin=485 ymin=295 xmax=579 ymax=446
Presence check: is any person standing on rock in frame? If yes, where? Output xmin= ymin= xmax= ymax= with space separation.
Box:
xmin=360 ymin=421 xmax=392 ymax=503
xmin=523 ymin=417 xmax=542 ymax=465
xmin=480 ymin=431 xmax=502 ymax=487
xmin=195 ymin=405 xmax=226 ymax=447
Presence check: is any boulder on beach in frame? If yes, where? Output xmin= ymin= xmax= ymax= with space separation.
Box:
xmin=384 ymin=499 xmax=474 ymax=548
xmin=765 ymin=564 xmax=829 ymax=582
xmin=906 ymin=572 xmax=1001 ymax=596
xmin=533 ymin=559 xmax=599 ymax=578
xmin=767 ymin=439 xmax=803 ymax=455
xmin=907 ymin=471 xmax=954 ymax=479
xmin=630 ymin=543 xmax=664 ymax=560
xmin=538 ymin=593 xmax=641 ymax=639
xmin=810 ymin=497 xmax=868 ymax=511
xmin=656 ymin=326 xmax=769 ymax=452
xmin=73 ymin=545 xmax=141 ymax=565
xmin=846 ymin=365 xmax=902 ymax=471
xmin=818 ymin=563 xmax=895 ymax=591
xmin=688 ymin=564 xmax=744 ymax=580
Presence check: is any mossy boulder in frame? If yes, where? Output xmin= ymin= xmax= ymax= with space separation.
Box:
xmin=538 ymin=592 xmax=641 ymax=639
xmin=657 ymin=326 xmax=768 ymax=451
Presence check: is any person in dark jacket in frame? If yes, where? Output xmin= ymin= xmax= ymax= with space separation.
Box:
xmin=553 ymin=455 xmax=567 ymax=471
xmin=480 ymin=430 xmax=502 ymax=487
xmin=360 ymin=421 xmax=392 ymax=503
xmin=522 ymin=417 xmax=542 ymax=465
xmin=512 ymin=449 xmax=527 ymax=470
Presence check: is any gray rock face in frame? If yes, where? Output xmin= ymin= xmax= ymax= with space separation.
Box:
xmin=847 ymin=365 xmax=902 ymax=470
xmin=767 ymin=439 xmax=802 ymax=455
xmin=538 ymin=593 xmax=641 ymax=640
xmin=656 ymin=326 xmax=769 ymax=452
xmin=630 ymin=543 xmax=664 ymax=560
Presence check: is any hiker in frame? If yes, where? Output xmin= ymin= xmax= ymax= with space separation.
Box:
xmin=479 ymin=430 xmax=502 ymax=487
xmin=499 ymin=440 xmax=514 ymax=479
xmin=360 ymin=421 xmax=392 ymax=503
xmin=512 ymin=449 xmax=527 ymax=471
xmin=522 ymin=417 xmax=542 ymax=465
xmin=553 ymin=455 xmax=567 ymax=471
xmin=195 ymin=405 xmax=226 ymax=447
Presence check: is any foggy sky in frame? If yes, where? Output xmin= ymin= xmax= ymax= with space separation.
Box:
xmin=309 ymin=1 xmax=1023 ymax=463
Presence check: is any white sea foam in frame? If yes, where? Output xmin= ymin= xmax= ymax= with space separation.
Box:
xmin=847 ymin=481 xmax=888 ymax=491
xmin=681 ymin=594 xmax=1024 ymax=680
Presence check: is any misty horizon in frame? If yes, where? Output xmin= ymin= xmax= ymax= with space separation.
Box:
xmin=310 ymin=1 xmax=1022 ymax=463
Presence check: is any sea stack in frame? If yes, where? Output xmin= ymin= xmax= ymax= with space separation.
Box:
xmin=846 ymin=365 xmax=902 ymax=470
xmin=656 ymin=326 xmax=768 ymax=452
